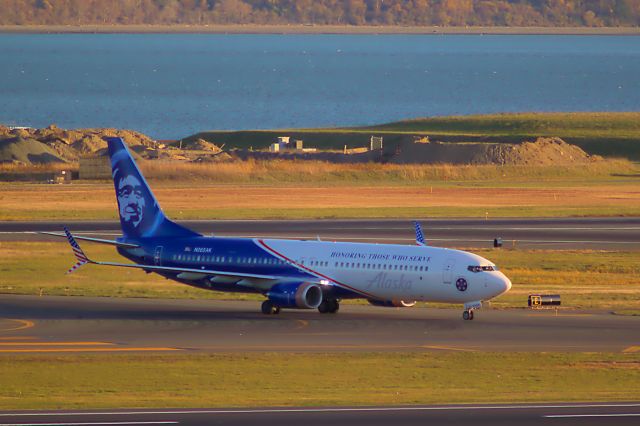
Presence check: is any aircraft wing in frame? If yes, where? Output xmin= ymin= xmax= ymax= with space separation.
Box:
xmin=40 ymin=231 xmax=140 ymax=248
xmin=414 ymin=221 xmax=428 ymax=246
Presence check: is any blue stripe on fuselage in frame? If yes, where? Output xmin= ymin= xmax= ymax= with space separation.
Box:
xmin=117 ymin=236 xmax=315 ymax=280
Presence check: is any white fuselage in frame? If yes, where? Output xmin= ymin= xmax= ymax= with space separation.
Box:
xmin=259 ymin=239 xmax=512 ymax=304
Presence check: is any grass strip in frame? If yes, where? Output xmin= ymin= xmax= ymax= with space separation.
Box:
xmin=0 ymin=352 xmax=638 ymax=410
xmin=3 ymin=178 xmax=640 ymax=221
xmin=5 ymin=206 xmax=640 ymax=221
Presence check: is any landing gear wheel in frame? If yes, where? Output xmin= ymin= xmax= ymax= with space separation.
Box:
xmin=261 ymin=300 xmax=280 ymax=315
xmin=462 ymin=310 xmax=474 ymax=321
xmin=318 ymin=300 xmax=330 ymax=314
xmin=319 ymin=299 xmax=339 ymax=314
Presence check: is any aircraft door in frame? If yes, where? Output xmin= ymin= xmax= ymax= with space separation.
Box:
xmin=154 ymin=246 xmax=163 ymax=266
xmin=443 ymin=258 xmax=455 ymax=284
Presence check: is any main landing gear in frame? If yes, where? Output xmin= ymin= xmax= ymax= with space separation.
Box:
xmin=261 ymin=300 xmax=280 ymax=315
xmin=462 ymin=309 xmax=475 ymax=321
xmin=318 ymin=299 xmax=340 ymax=314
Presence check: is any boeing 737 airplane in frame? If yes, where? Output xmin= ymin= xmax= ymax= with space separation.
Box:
xmin=48 ymin=137 xmax=511 ymax=321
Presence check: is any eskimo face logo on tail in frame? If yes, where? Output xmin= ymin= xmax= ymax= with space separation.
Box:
xmin=117 ymin=174 xmax=146 ymax=228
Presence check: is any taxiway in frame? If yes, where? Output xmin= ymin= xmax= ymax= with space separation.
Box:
xmin=3 ymin=217 xmax=640 ymax=250
xmin=0 ymin=295 xmax=637 ymax=354
xmin=1 ymin=403 xmax=640 ymax=426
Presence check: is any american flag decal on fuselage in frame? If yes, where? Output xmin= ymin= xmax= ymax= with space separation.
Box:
xmin=64 ymin=226 xmax=89 ymax=274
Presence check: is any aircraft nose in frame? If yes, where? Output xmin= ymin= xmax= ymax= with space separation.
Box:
xmin=497 ymin=272 xmax=512 ymax=294
xmin=503 ymin=275 xmax=512 ymax=292
xmin=490 ymin=272 xmax=511 ymax=296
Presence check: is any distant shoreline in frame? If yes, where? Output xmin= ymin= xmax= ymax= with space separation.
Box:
xmin=1 ymin=24 xmax=639 ymax=35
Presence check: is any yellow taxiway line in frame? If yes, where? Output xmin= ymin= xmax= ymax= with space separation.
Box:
xmin=0 ymin=336 xmax=36 ymax=340
xmin=0 ymin=318 xmax=35 ymax=332
xmin=0 ymin=341 xmax=114 ymax=346
xmin=0 ymin=347 xmax=181 ymax=353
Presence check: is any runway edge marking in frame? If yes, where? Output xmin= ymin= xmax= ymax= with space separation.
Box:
xmin=2 ymin=403 xmax=640 ymax=417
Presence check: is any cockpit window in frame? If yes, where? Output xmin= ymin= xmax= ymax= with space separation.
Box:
xmin=467 ymin=265 xmax=497 ymax=273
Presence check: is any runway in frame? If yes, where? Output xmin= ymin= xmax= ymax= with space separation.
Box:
xmin=0 ymin=295 xmax=637 ymax=353
xmin=2 ymin=217 xmax=640 ymax=250
xmin=1 ymin=403 xmax=640 ymax=425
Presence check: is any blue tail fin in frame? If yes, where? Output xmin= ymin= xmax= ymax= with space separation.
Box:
xmin=106 ymin=137 xmax=200 ymax=239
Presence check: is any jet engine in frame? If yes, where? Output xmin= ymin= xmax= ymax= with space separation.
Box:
xmin=367 ymin=299 xmax=416 ymax=308
xmin=267 ymin=282 xmax=323 ymax=309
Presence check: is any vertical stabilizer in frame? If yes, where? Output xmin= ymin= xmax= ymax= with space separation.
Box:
xmin=106 ymin=137 xmax=200 ymax=239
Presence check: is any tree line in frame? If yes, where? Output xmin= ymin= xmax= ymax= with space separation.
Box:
xmin=1 ymin=0 xmax=638 ymax=26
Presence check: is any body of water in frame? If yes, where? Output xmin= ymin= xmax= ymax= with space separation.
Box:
xmin=1 ymin=34 xmax=639 ymax=139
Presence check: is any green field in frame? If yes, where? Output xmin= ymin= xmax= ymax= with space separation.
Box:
xmin=188 ymin=112 xmax=640 ymax=159
xmin=1 ymin=352 xmax=638 ymax=409
xmin=6 ymin=205 xmax=640 ymax=222
xmin=2 ymin=242 xmax=639 ymax=310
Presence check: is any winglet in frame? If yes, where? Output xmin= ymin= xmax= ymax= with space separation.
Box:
xmin=414 ymin=221 xmax=427 ymax=246
xmin=63 ymin=226 xmax=91 ymax=274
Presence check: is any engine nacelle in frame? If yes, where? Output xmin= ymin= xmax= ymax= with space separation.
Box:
xmin=267 ymin=282 xmax=323 ymax=309
xmin=367 ymin=299 xmax=416 ymax=308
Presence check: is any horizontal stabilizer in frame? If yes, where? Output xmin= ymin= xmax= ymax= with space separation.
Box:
xmin=40 ymin=231 xmax=139 ymax=248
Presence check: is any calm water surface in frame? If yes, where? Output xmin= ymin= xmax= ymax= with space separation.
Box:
xmin=0 ymin=34 xmax=639 ymax=139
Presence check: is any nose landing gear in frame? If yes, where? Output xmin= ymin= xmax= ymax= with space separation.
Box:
xmin=462 ymin=301 xmax=481 ymax=321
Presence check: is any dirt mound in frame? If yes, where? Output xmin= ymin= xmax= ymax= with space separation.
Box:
xmin=192 ymin=152 xmax=233 ymax=162
xmin=71 ymin=134 xmax=109 ymax=154
xmin=0 ymin=136 xmax=67 ymax=164
xmin=501 ymin=137 xmax=596 ymax=165
xmin=389 ymin=137 xmax=596 ymax=165
xmin=0 ymin=124 xmax=158 ymax=164
xmin=182 ymin=138 xmax=223 ymax=153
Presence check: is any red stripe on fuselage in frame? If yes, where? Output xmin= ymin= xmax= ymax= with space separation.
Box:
xmin=256 ymin=239 xmax=379 ymax=300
